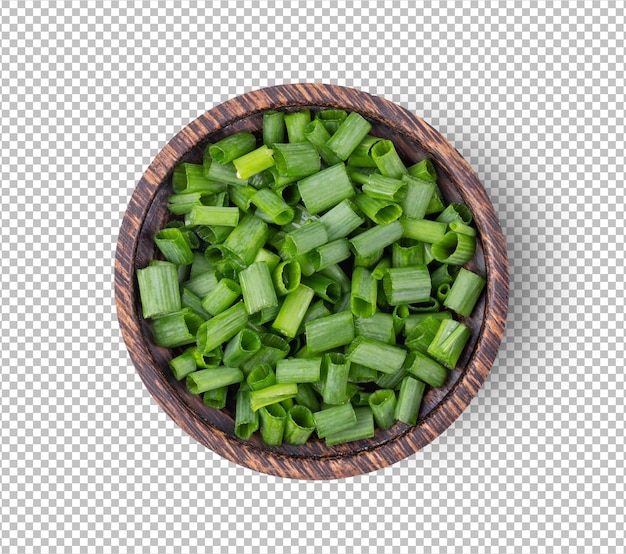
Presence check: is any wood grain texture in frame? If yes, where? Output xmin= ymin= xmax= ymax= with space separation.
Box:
xmin=115 ymin=83 xmax=509 ymax=480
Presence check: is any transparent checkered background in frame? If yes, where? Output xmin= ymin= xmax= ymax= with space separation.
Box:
xmin=1 ymin=2 xmax=624 ymax=552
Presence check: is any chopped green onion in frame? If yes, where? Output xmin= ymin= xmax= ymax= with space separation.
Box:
xmin=354 ymin=193 xmax=402 ymax=225
xmin=282 ymin=220 xmax=329 ymax=259
xmin=184 ymin=206 xmax=240 ymax=227
xmin=382 ymin=266 xmax=431 ymax=305
xmin=263 ymin=111 xmax=286 ymax=148
xmin=430 ymin=264 xmax=460 ymax=292
xmin=284 ymin=405 xmax=316 ymax=445
xmin=303 ymin=120 xmax=343 ymax=166
xmin=222 ymin=328 xmax=262 ymax=368
xmin=449 ymin=221 xmax=476 ymax=237
xmin=392 ymin=304 xmax=410 ymax=336
xmin=407 ymin=297 xmax=440 ymax=313
xmin=394 ymin=376 xmax=426 ymax=425
xmin=172 ymin=163 xmax=225 ymax=194
xmin=347 ymin=336 xmax=407 ymax=375
xmin=276 ymin=357 xmax=322 ymax=384
xmin=321 ymin=352 xmax=351 ymax=405
xmin=297 ymin=163 xmax=355 ymax=214
xmin=403 ymin=311 xmax=452 ymax=338
xmin=400 ymin=175 xmax=435 ymax=220
xmin=250 ymin=188 xmax=294 ymax=225
xmin=371 ymin=257 xmax=392 ymax=280
xmin=249 ymin=383 xmax=298 ymax=412
xmin=436 ymin=283 xmax=451 ymax=303
xmin=195 ymin=224 xmax=232 ymax=245
xmin=325 ymin=407 xmax=374 ymax=445
xmin=360 ymin=173 xmax=407 ymax=202
xmin=401 ymin=217 xmax=447 ymax=243
xmin=301 ymin=273 xmax=342 ymax=304
xmin=169 ymin=346 xmax=211 ymax=381
xmin=405 ymin=315 xmax=443 ymax=354
xmin=201 ymin=278 xmax=241 ymax=316
xmin=427 ymin=319 xmax=471 ymax=369
xmin=351 ymin=390 xmax=374 ymax=406
xmin=186 ymin=366 xmax=243 ymax=395
xmin=203 ymin=386 xmax=228 ymax=409
xmin=305 ymin=311 xmax=354 ymax=353
xmin=355 ymin=312 xmax=396 ymax=344
xmin=240 ymin=333 xmax=290 ymax=376
xmin=167 ymin=192 xmax=214 ymax=215
xmin=238 ymin=261 xmax=278 ymax=315
xmin=196 ymin=301 xmax=248 ymax=355
xmin=349 ymin=220 xmax=404 ymax=259
xmin=375 ymin=367 xmax=407 ymax=391
xmin=284 ymin=110 xmax=311 ymax=143
xmin=346 ymin=136 xmax=384 ymax=167
xmin=181 ymin=287 xmax=212 ymax=320
xmin=272 ymin=284 xmax=315 ymax=338
xmin=350 ymin=266 xmax=377 ymax=318
xmin=258 ymin=403 xmax=287 ymax=446
xmin=326 ymin=111 xmax=373 ymax=161
xmin=297 ymin=298 xmax=332 ymax=335
xmin=310 ymin=239 xmax=351 ymax=272
xmin=209 ymin=131 xmax=257 ymax=164
xmin=233 ymin=145 xmax=275 ymax=180
xmin=431 ymin=231 xmax=476 ymax=265
xmin=272 ymin=260 xmax=301 ymax=296
xmin=313 ymin=403 xmax=357 ymax=439
xmin=234 ymin=385 xmax=259 ymax=440
xmin=228 ymin=184 xmax=258 ymax=213
xmin=203 ymin=152 xmax=248 ymax=186
xmin=137 ymin=261 xmax=181 ymax=318
xmin=348 ymin=363 xmax=379 ymax=384
xmin=314 ymin=109 xmax=348 ymax=134
xmin=404 ymin=350 xmax=448 ymax=388
xmin=318 ymin=199 xmax=365 ymax=241
xmin=407 ymin=158 xmax=437 ymax=182
xmin=254 ymin=248 xmax=281 ymax=272
xmin=435 ymin=202 xmax=473 ymax=225
xmin=319 ymin=264 xmax=351 ymax=294
xmin=371 ymin=140 xmax=407 ymax=178
xmin=368 ymin=389 xmax=397 ymax=429
xmin=392 ymin=239 xmax=424 ymax=267
xmin=273 ymin=142 xmax=321 ymax=181
xmin=443 ymin=268 xmax=486 ymax=317
xmin=247 ymin=363 xmax=276 ymax=391
xmin=295 ymin=382 xmax=321 ymax=412
xmin=222 ymin=214 xmax=268 ymax=267
xmin=182 ymin=270 xmax=219 ymax=298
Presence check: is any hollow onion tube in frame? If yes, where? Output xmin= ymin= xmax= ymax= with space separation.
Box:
xmin=325 ymin=407 xmax=375 ymax=446
xmin=351 ymin=390 xmax=374 ymax=406
xmin=354 ymin=193 xmax=402 ymax=225
xmin=301 ymin=274 xmax=342 ymax=304
xmin=240 ymin=333 xmax=290 ymax=375
xmin=314 ymin=109 xmax=348 ymax=134
xmin=354 ymin=312 xmax=395 ymax=344
xmin=228 ymin=185 xmax=257 ymax=213
xmin=166 ymin=192 xmax=210 ymax=215
xmin=392 ymin=240 xmax=424 ymax=268
xmin=318 ymin=199 xmax=365 ymax=241
xmin=222 ymin=328 xmax=262 ymax=368
xmin=400 ymin=175 xmax=435 ymax=220
xmin=203 ymin=152 xmax=248 ymax=186
xmin=234 ymin=385 xmax=259 ymax=440
xmin=284 ymin=405 xmax=316 ymax=445
xmin=360 ymin=173 xmax=407 ymax=202
xmin=151 ymin=308 xmax=202 ymax=347
xmin=282 ymin=220 xmax=329 ymax=259
xmin=407 ymin=158 xmax=437 ymax=182
xmin=201 ymin=278 xmax=241 ymax=316
xmin=233 ymin=145 xmax=275 ymax=180
xmin=272 ymin=284 xmax=315 ymax=338
xmin=168 ymin=346 xmax=214 ymax=381
xmin=375 ymin=367 xmax=407 ymax=391
xmin=209 ymin=131 xmax=256 ymax=165
xmin=272 ymin=260 xmax=301 ymax=296
xmin=186 ymin=366 xmax=243 ymax=395
xmin=303 ymin=120 xmax=342 ymax=166
xmin=263 ymin=111 xmax=285 ymax=148
xmin=431 ymin=231 xmax=476 ymax=265
xmin=196 ymin=301 xmax=248 ymax=355
xmin=392 ymin=304 xmax=410 ymax=336
xmin=284 ymin=110 xmax=311 ymax=143
xmin=405 ymin=315 xmax=443 ymax=354
xmin=326 ymin=111 xmax=373 ymax=161
xmin=249 ymin=383 xmax=298 ymax=412
xmin=443 ymin=268 xmax=486 ymax=317
xmin=437 ymin=283 xmax=451 ymax=303
xmin=394 ymin=376 xmax=426 ymax=425
xmin=368 ymin=389 xmax=397 ymax=430
xmin=449 ymin=221 xmax=476 ymax=237
xmin=222 ymin=214 xmax=269 ymax=267
xmin=319 ymin=264 xmax=351 ymax=294
xmin=382 ymin=266 xmax=432 ymax=305
xmin=435 ymin=202 xmax=473 ymax=225
xmin=427 ymin=319 xmax=471 ymax=369
xmin=259 ymin=403 xmax=287 ymax=446
xmin=349 ymin=220 xmax=404 ymax=259
xmin=297 ymin=164 xmax=355 ymax=214
xmin=246 ymin=363 xmax=276 ymax=391
xmin=295 ymin=382 xmax=321 ymax=412
xmin=276 ymin=357 xmax=322 ymax=384
xmin=297 ymin=299 xmax=331 ymax=336
xmin=371 ymin=257 xmax=391 ymax=280
xmin=403 ymin=311 xmax=452 ymax=338
xmin=181 ymin=288 xmax=211 ymax=320
xmin=430 ymin=264 xmax=460 ymax=292
xmin=404 ymin=350 xmax=448 ymax=388
xmin=310 ymin=239 xmax=351 ymax=272
xmin=346 ymin=336 xmax=407 ymax=375
xmin=305 ymin=311 xmax=354 ymax=353
xmin=137 ymin=261 xmax=181 ymax=318
xmin=183 ymin=270 xmax=219 ymax=298
xmin=249 ymin=188 xmax=294 ymax=226
xmin=321 ymin=352 xmax=351 ymax=405
xmin=346 ymin=136 xmax=384 ymax=167
xmin=239 ymin=262 xmax=278 ymax=315
xmin=154 ymin=228 xmax=195 ymax=265
xmin=273 ymin=142 xmax=321 ymax=181
xmin=184 ymin=206 xmax=240 ymax=228
xmin=203 ymin=387 xmax=228 ymax=409
xmin=195 ymin=225 xmax=232 ymax=246
xmin=401 ymin=218 xmax=448 ymax=243
xmin=172 ymin=163 xmax=225 ymax=194
xmin=313 ymin=403 xmax=357 ymax=439
xmin=371 ymin=140 xmax=407 ymax=178
xmin=350 ymin=266 xmax=377 ymax=318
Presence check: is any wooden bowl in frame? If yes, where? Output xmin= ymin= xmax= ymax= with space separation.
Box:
xmin=115 ymin=84 xmax=509 ymax=480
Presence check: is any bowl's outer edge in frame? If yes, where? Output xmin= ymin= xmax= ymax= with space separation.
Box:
xmin=115 ymin=83 xmax=509 ymax=480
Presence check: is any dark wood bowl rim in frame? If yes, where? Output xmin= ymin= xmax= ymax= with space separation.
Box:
xmin=115 ymin=83 xmax=509 ymax=480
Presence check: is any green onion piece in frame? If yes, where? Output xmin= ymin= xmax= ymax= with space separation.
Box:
xmin=371 ymin=257 xmax=392 ymax=280
xmin=392 ymin=304 xmax=410 ymax=336
xmin=203 ymin=386 xmax=228 ymax=409
xmin=222 ymin=328 xmax=262 ymax=368
xmin=137 ymin=261 xmax=181 ymax=318
xmin=317 ymin=383 xmax=360 ymax=407
xmin=297 ymin=298 xmax=331 ymax=335
xmin=284 ymin=405 xmax=316 ymax=445
xmin=350 ymin=266 xmax=377 ymax=318
xmin=294 ymin=252 xmax=316 ymax=277
xmin=325 ymin=407 xmax=374 ymax=446
xmin=401 ymin=218 xmax=447 ymax=243
xmin=318 ymin=199 xmax=365 ymax=241
xmin=449 ymin=221 xmax=477 ymax=237
xmin=430 ymin=264 xmax=460 ymax=291
xmin=394 ymin=376 xmax=426 ymax=425
xmin=277 ymin=184 xmax=301 ymax=206
xmin=250 ymin=188 xmax=294 ymax=225
xmin=234 ymin=385 xmax=259 ymax=440
xmin=272 ymin=260 xmax=301 ymax=296
xmin=190 ymin=250 xmax=215 ymax=278
xmin=181 ymin=287 xmax=211 ymax=320
xmin=427 ymin=319 xmax=471 ymax=369
xmin=284 ymin=110 xmax=311 ymax=143
xmin=228 ymin=184 xmax=257 ymax=213
xmin=346 ymin=336 xmax=407 ymax=375
xmin=195 ymin=225 xmax=232 ymax=246
xmin=407 ymin=297 xmax=440 ymax=313
xmin=186 ymin=366 xmax=244 ymax=395
xmin=355 ymin=312 xmax=396 ymax=344
xmin=203 ymin=151 xmax=248 ymax=186
xmin=435 ymin=203 xmax=473 ymax=225
xmin=313 ymin=403 xmax=357 ymax=439
xmin=282 ymin=220 xmax=329 ymax=259
xmin=354 ymin=193 xmax=402 ymax=225
xmin=184 ymin=206 xmax=240 ymax=227
xmin=272 ymin=284 xmax=315 ymax=338
xmin=314 ymin=109 xmax=348 ymax=134
xmin=240 ymin=333 xmax=290 ymax=375
xmin=346 ymin=136 xmax=384 ymax=167
xmin=400 ymin=175 xmax=435 ymax=220
xmin=263 ymin=110 xmax=286 ymax=148
xmin=276 ymin=357 xmax=322 ymax=384
xmin=443 ymin=268 xmax=486 ymax=317
xmin=173 ymin=163 xmax=225 ymax=194
xmin=425 ymin=185 xmax=446 ymax=215
xmin=392 ymin=239 xmax=424 ymax=267
xmin=407 ymin=158 xmax=437 ymax=182
xmin=405 ymin=350 xmax=448 ymax=388
xmin=297 ymin=163 xmax=355 ymax=214
xmin=348 ymin=363 xmax=379 ymax=383
xmin=196 ymin=302 xmax=248 ymax=355
xmin=305 ymin=311 xmax=354 ymax=353
xmin=301 ymin=273 xmax=342 ymax=304
xmin=375 ymin=367 xmax=407 ymax=391
xmin=248 ymin=168 xmax=275 ymax=189
xmin=273 ymin=142 xmax=321 ymax=181
xmin=201 ymin=278 xmax=241 ymax=316
xmin=249 ymin=383 xmax=298 ymax=412
xmin=169 ymin=347 xmax=205 ymax=381
xmin=371 ymin=140 xmax=408 ymax=178
xmin=295 ymin=383 xmax=321 ymax=412
xmin=403 ymin=311 xmax=452 ymax=338
xmin=405 ymin=315 xmax=443 ymax=354
xmin=258 ymin=403 xmax=286 ymax=446
xmin=310 ymin=239 xmax=351 ymax=272
xmin=222 ymin=214 xmax=269 ymax=267
xmin=153 ymin=311 xmax=200 ymax=349
xmin=281 ymin=204 xmax=318 ymax=232
xmin=437 ymin=283 xmax=451 ymax=303
xmin=267 ymin=166 xmax=294 ymax=189
xmin=351 ymin=390 xmax=373 ymax=406
xmin=233 ymin=145 xmax=275 ymax=180
xmin=247 ymin=363 xmax=276 ymax=391
xmin=382 ymin=266 xmax=431 ymax=305
xmin=361 ymin=173 xmax=407 ymax=202
xmin=253 ymin=248 xmax=281 ymax=273
xmin=321 ymin=352 xmax=351 ymax=405
xmin=202 ymin=346 xmax=224 ymax=368
xmin=431 ymin=231 xmax=476 ymax=265
xmin=167 ymin=192 xmax=210 ymax=215
xmin=239 ymin=262 xmax=278 ymax=315
xmin=303 ymin=120 xmax=343 ymax=165
xmin=325 ymin=112 xmax=373 ymax=161
xmin=368 ymin=389 xmax=397 ymax=429
xmin=354 ymin=248 xmax=383 ymax=270
xmin=183 ymin=270 xmax=219 ymax=298
xmin=209 ymin=131 xmax=256 ymax=165
xmin=349 ymin=220 xmax=404 ymax=260
xmin=152 ymin=228 xmax=195 ymax=268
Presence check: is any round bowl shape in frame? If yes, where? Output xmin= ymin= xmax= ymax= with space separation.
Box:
xmin=115 ymin=84 xmax=509 ymax=480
